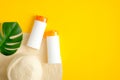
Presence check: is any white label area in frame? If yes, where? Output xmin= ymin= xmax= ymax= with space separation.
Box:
xmin=27 ymin=20 xmax=46 ymax=49
xmin=47 ymin=36 xmax=61 ymax=64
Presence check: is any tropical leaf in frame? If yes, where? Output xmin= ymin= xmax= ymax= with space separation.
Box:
xmin=0 ymin=22 xmax=23 ymax=56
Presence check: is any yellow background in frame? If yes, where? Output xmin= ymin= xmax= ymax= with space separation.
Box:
xmin=0 ymin=0 xmax=120 ymax=80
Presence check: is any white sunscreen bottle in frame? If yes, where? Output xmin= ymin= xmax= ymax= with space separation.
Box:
xmin=45 ymin=31 xmax=61 ymax=64
xmin=27 ymin=16 xmax=47 ymax=49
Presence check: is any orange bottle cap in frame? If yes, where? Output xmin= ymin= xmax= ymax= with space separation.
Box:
xmin=36 ymin=16 xmax=47 ymax=23
xmin=44 ymin=30 xmax=58 ymax=38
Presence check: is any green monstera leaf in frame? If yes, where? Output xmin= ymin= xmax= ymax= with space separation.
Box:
xmin=0 ymin=22 xmax=23 ymax=56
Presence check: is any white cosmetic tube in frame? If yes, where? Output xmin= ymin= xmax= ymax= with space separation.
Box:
xmin=46 ymin=31 xmax=61 ymax=64
xmin=27 ymin=16 xmax=47 ymax=49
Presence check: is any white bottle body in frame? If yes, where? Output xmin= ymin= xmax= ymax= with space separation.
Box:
xmin=27 ymin=20 xmax=47 ymax=49
xmin=47 ymin=36 xmax=61 ymax=64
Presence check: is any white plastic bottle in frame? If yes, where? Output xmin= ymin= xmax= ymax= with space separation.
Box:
xmin=27 ymin=16 xmax=47 ymax=49
xmin=45 ymin=31 xmax=61 ymax=64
